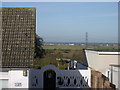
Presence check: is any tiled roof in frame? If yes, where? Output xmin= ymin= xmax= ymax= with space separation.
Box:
xmin=1 ymin=8 xmax=36 ymax=68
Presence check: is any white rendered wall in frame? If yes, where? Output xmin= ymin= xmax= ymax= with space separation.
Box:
xmin=9 ymin=70 xmax=29 ymax=88
xmin=58 ymin=68 xmax=91 ymax=88
xmin=0 ymin=65 xmax=91 ymax=89
xmin=29 ymin=65 xmax=59 ymax=88
xmin=29 ymin=69 xmax=42 ymax=88
xmin=29 ymin=65 xmax=91 ymax=88
xmin=85 ymin=50 xmax=119 ymax=75
xmin=78 ymin=68 xmax=91 ymax=87
xmin=106 ymin=66 xmax=120 ymax=89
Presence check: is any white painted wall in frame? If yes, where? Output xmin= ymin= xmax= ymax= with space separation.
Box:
xmin=9 ymin=70 xmax=29 ymax=88
xmin=29 ymin=69 xmax=42 ymax=88
xmin=0 ymin=65 xmax=91 ymax=89
xmin=58 ymin=68 xmax=91 ymax=88
xmin=78 ymin=68 xmax=91 ymax=87
xmin=85 ymin=50 xmax=119 ymax=75
xmin=29 ymin=65 xmax=91 ymax=88
xmin=29 ymin=65 xmax=60 ymax=89
xmin=106 ymin=66 xmax=120 ymax=89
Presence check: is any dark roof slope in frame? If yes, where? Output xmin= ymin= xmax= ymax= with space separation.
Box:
xmin=1 ymin=8 xmax=36 ymax=68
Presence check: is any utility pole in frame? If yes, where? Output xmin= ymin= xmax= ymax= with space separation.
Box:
xmin=86 ymin=32 xmax=88 ymax=47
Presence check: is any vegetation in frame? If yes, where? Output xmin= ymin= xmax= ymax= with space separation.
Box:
xmin=34 ymin=35 xmax=45 ymax=58
xmin=34 ymin=42 xmax=118 ymax=69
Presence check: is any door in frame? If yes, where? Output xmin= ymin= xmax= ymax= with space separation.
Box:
xmin=44 ymin=70 xmax=56 ymax=90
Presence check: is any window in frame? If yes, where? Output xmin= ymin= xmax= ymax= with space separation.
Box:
xmin=0 ymin=79 xmax=8 ymax=90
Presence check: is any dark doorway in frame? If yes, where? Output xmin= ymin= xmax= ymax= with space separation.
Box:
xmin=44 ymin=70 xmax=56 ymax=90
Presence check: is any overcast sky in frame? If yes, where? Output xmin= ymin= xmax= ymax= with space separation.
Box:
xmin=2 ymin=2 xmax=118 ymax=43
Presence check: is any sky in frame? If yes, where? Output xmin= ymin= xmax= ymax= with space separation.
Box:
xmin=2 ymin=2 xmax=118 ymax=43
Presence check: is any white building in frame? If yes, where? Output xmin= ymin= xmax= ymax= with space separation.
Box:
xmin=106 ymin=65 xmax=120 ymax=89
xmin=1 ymin=49 xmax=118 ymax=89
xmin=0 ymin=69 xmax=29 ymax=89
xmin=0 ymin=65 xmax=91 ymax=89
xmin=83 ymin=50 xmax=119 ymax=89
